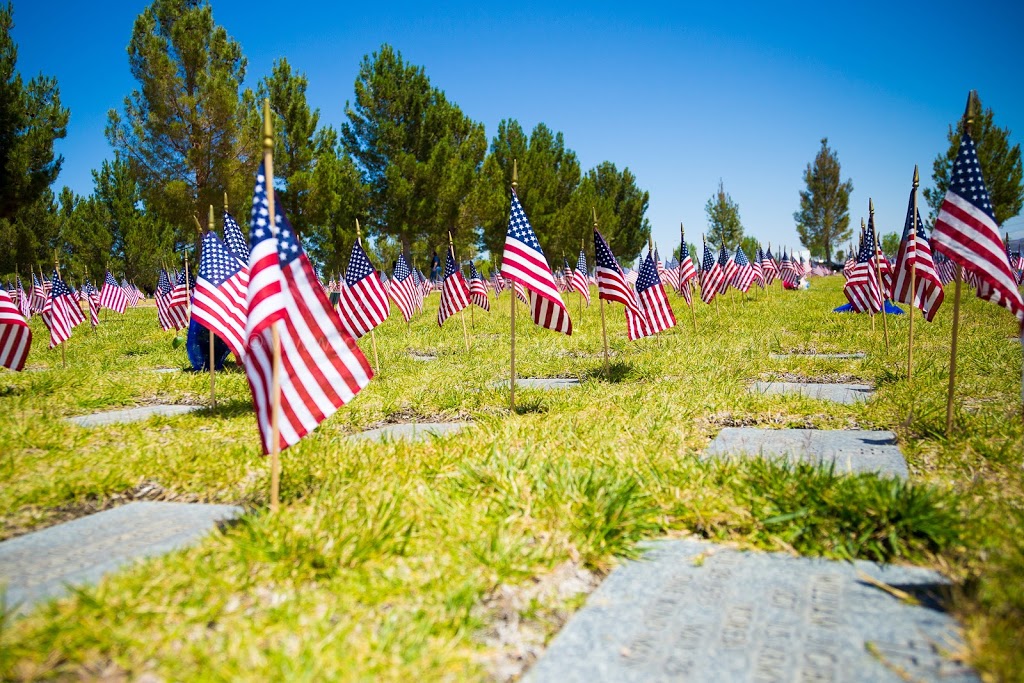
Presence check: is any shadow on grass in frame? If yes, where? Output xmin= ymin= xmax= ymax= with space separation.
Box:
xmin=584 ymin=361 xmax=635 ymax=383
xmin=513 ymin=398 xmax=548 ymax=415
xmin=198 ymin=398 xmax=254 ymax=418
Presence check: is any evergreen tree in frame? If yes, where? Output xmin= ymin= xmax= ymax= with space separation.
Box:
xmin=0 ymin=3 xmax=69 ymax=273
xmin=705 ymin=180 xmax=744 ymax=247
xmin=739 ymin=236 xmax=760 ymax=263
xmin=880 ymin=232 xmax=900 ymax=258
xmin=106 ymin=0 xmax=252 ymax=247
xmin=924 ymin=98 xmax=1023 ymax=225
xmin=793 ymin=138 xmax=852 ymax=263
xmin=303 ymin=127 xmax=368 ymax=275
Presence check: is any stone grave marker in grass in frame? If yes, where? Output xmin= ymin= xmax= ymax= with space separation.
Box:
xmin=348 ymin=422 xmax=470 ymax=443
xmin=769 ymin=352 xmax=866 ymax=360
xmin=491 ymin=378 xmax=582 ymax=390
xmin=750 ymin=381 xmax=873 ymax=404
xmin=0 ymin=502 xmax=242 ymax=613
xmin=525 ymin=539 xmax=977 ymax=683
xmin=66 ymin=404 xmax=201 ymax=427
xmin=704 ymin=427 xmax=908 ymax=479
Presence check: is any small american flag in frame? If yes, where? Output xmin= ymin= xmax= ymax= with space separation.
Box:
xmin=637 ymin=249 xmax=675 ymax=334
xmin=677 ymin=238 xmax=697 ymax=304
xmin=156 ymin=269 xmax=189 ymax=331
xmin=870 ymin=217 xmax=894 ymax=297
xmin=891 ymin=186 xmax=944 ymax=322
xmin=932 ymin=130 xmax=1023 ymax=327
xmin=30 ymin=273 xmax=46 ymax=313
xmin=779 ymin=250 xmax=800 ymax=287
xmin=193 ymin=230 xmax=249 ymax=359
xmin=570 ymin=248 xmax=591 ymax=306
xmin=388 ymin=254 xmax=418 ymax=323
xmin=752 ymin=247 xmax=765 ymax=288
xmin=595 ymin=229 xmax=651 ymax=340
xmin=168 ymin=265 xmax=193 ymax=310
xmin=843 ymin=227 xmax=883 ymax=313
xmin=0 ymin=287 xmax=31 ymax=371
xmin=700 ymin=241 xmax=724 ymax=303
xmin=732 ymin=246 xmax=756 ymax=293
xmin=243 ymin=163 xmax=372 ymax=454
xmin=338 ymin=240 xmax=390 ymax=339
xmin=761 ymin=246 xmax=779 ymax=285
xmin=222 ymin=210 xmax=250 ymax=265
xmin=500 ymin=190 xmax=571 ymax=335
xmin=718 ymin=246 xmax=737 ymax=294
xmin=84 ymin=280 xmax=100 ymax=327
xmin=99 ymin=271 xmax=128 ymax=314
xmin=469 ymin=261 xmax=490 ymax=312
xmin=15 ymin=275 xmax=30 ymax=319
xmin=121 ymin=277 xmax=141 ymax=307
xmin=491 ymin=270 xmax=506 ymax=296
xmin=42 ymin=270 xmax=84 ymax=348
xmin=437 ymin=245 xmax=470 ymax=327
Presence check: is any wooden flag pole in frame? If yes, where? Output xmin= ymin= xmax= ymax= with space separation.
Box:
xmin=870 ymin=199 xmax=890 ymax=351
xmin=946 ymin=92 xmax=975 ymax=436
xmin=356 ymin=219 xmax=380 ymax=373
xmin=263 ymin=99 xmax=283 ymax=513
xmin=449 ymin=231 xmax=470 ymax=352
xmin=207 ymin=204 xmax=217 ymax=409
xmin=596 ymin=207 xmax=610 ymax=375
xmin=509 ymin=160 xmax=518 ymax=412
xmin=908 ymin=166 xmax=919 ymax=381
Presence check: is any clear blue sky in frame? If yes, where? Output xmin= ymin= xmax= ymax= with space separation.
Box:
xmin=11 ymin=0 xmax=1024 ymax=255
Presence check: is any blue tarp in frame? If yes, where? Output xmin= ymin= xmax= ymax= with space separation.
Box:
xmin=833 ymin=301 xmax=905 ymax=314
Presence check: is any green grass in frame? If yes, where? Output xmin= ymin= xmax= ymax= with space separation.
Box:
xmin=0 ymin=278 xmax=1022 ymax=681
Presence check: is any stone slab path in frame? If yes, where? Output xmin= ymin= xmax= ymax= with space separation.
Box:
xmin=0 ymin=502 xmax=242 ymax=612
xmin=66 ymin=404 xmax=201 ymax=427
xmin=525 ymin=539 xmax=976 ymax=683
xmin=704 ymin=428 xmax=908 ymax=479
xmin=348 ymin=422 xmax=470 ymax=443
xmin=750 ymin=381 xmax=873 ymax=404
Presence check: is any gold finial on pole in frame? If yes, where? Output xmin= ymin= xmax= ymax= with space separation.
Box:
xmin=512 ymin=159 xmax=518 ymax=192
xmin=913 ymin=164 xmax=920 ymax=189
xmin=223 ymin=191 xmax=229 ymax=213
xmin=356 ymin=218 xmax=362 ymax=246
xmin=592 ymin=206 xmax=598 ymax=227
xmin=963 ymin=90 xmax=976 ymax=135
xmin=193 ymin=215 xmax=203 ymax=234
xmin=208 ymin=204 xmax=215 ymax=231
xmin=263 ymin=99 xmax=274 ymax=152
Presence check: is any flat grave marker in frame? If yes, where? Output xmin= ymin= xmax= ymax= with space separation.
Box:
xmin=66 ymin=404 xmax=201 ymax=427
xmin=769 ymin=352 xmax=866 ymax=360
xmin=750 ymin=381 xmax=873 ymax=404
xmin=0 ymin=502 xmax=242 ymax=612
xmin=348 ymin=422 xmax=470 ymax=443
xmin=492 ymin=378 xmax=582 ymax=390
xmin=525 ymin=539 xmax=976 ymax=683
xmin=409 ymin=353 xmax=438 ymax=362
xmin=704 ymin=427 xmax=908 ymax=479
xmin=150 ymin=367 xmax=181 ymax=374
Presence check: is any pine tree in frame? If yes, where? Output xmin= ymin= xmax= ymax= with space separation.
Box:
xmin=793 ymin=138 xmax=852 ymax=264
xmin=706 ymin=180 xmax=744 ymax=247
xmin=923 ymin=98 xmax=1023 ymax=225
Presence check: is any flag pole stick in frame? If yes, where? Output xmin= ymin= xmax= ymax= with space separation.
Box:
xmin=908 ymin=166 xmax=919 ymax=381
xmin=596 ymin=207 xmax=610 ymax=375
xmin=449 ymin=231 xmax=470 ymax=352
xmin=946 ymin=93 xmax=975 ymax=436
xmin=263 ymin=99 xmax=283 ymax=513
xmin=207 ymin=204 xmax=217 ymax=409
xmin=509 ymin=161 xmax=518 ymax=412
xmin=871 ymin=200 xmax=890 ymax=351
xmin=356 ymin=219 xmax=380 ymax=373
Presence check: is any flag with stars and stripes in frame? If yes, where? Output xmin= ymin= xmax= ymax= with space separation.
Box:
xmin=121 ymin=277 xmax=141 ymax=307
xmin=595 ymin=229 xmax=651 ymax=340
xmin=338 ymin=240 xmax=390 ymax=339
xmin=156 ymin=269 xmax=189 ymax=331
xmin=388 ymin=254 xmax=418 ymax=323
xmin=752 ymin=247 xmax=765 ymax=288
xmin=700 ymin=241 xmax=724 ymax=303
xmin=168 ymin=264 xmax=193 ymax=309
xmin=84 ymin=280 xmax=100 ymax=327
xmin=469 ymin=261 xmax=490 ymax=312
xmin=15 ymin=275 xmax=30 ymax=319
xmin=932 ymin=131 xmax=1023 ymax=327
xmin=99 ymin=271 xmax=128 ymax=314
xmin=193 ymin=230 xmax=249 ymax=359
xmin=243 ymin=162 xmax=372 ymax=455
xmin=438 ymin=245 xmax=470 ymax=327
xmin=30 ymin=273 xmax=46 ymax=313
xmin=500 ymin=190 xmax=572 ymax=335
xmin=717 ymin=246 xmax=738 ymax=294
xmin=570 ymin=248 xmax=591 ymax=306
xmin=732 ymin=246 xmax=756 ymax=293
xmin=637 ymin=249 xmax=676 ymax=334
xmin=762 ymin=246 xmax=779 ymax=286
xmin=779 ymin=250 xmax=800 ymax=287
xmin=676 ymin=237 xmax=697 ymax=304
xmin=843 ymin=228 xmax=883 ymax=313
xmin=656 ymin=247 xmax=679 ymax=292
xmin=42 ymin=270 xmax=84 ymax=348
xmin=223 ymin=210 xmax=250 ymax=265
xmin=491 ymin=270 xmax=506 ymax=296
xmin=0 ymin=287 xmax=31 ymax=371
xmin=868 ymin=216 xmax=894 ymax=297
xmin=891 ymin=187 xmax=944 ymax=322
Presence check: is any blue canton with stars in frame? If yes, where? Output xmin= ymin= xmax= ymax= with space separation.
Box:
xmin=735 ymin=246 xmax=750 ymax=267
xmin=594 ymin=230 xmax=621 ymax=272
xmin=50 ymin=270 xmax=72 ymax=299
xmin=717 ymin=246 xmax=731 ymax=267
xmin=469 ymin=261 xmax=482 ymax=281
xmin=857 ymin=222 xmax=875 ymax=264
xmin=443 ymin=246 xmax=459 ymax=279
xmin=507 ymin=190 xmax=543 ymax=252
xmin=636 ymin=252 xmax=660 ymax=293
xmin=901 ymin=189 xmax=928 ymax=241
xmin=158 ymin=269 xmax=172 ymax=295
xmin=345 ymin=242 xmax=376 ymax=286
xmin=199 ymin=231 xmax=243 ymax=286
xmin=577 ymin=249 xmax=588 ymax=273
xmin=393 ymin=254 xmax=411 ymax=282
xmin=104 ymin=272 xmax=120 ymax=288
xmin=223 ymin=211 xmax=250 ymax=262
xmin=701 ymin=243 xmax=716 ymax=272
xmin=949 ymin=132 xmax=995 ymax=221
xmin=249 ymin=163 xmax=304 ymax=267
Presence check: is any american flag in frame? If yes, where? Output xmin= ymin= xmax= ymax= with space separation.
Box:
xmin=500 ymin=190 xmax=572 ymax=335
xmin=843 ymin=225 xmax=884 ymax=313
xmin=388 ymin=254 xmax=418 ymax=323
xmin=752 ymin=247 xmax=765 ymax=288
xmin=491 ymin=270 xmax=506 ymax=296
xmin=168 ymin=264 xmax=193 ymax=309
xmin=30 ymin=273 xmax=46 ymax=313
xmin=121 ymin=277 xmax=141 ymax=307
xmin=338 ymin=240 xmax=390 ymax=339
xmin=243 ymin=163 xmax=372 ymax=454
xmin=761 ymin=246 xmax=779 ymax=286
xmin=732 ymin=246 xmax=756 ymax=293
xmin=699 ymin=241 xmax=724 ymax=303
xmin=868 ymin=215 xmax=894 ymax=297
xmin=779 ymin=250 xmax=800 ymax=287
xmin=468 ymin=261 xmax=490 ymax=312
xmin=193 ymin=230 xmax=249 ymax=359
xmin=0 ymin=287 xmax=31 ymax=371
xmin=99 ymin=271 xmax=128 ymax=314
xmin=932 ymin=130 xmax=1023 ymax=327
xmin=655 ymin=247 xmax=679 ymax=292
xmin=595 ymin=228 xmax=651 ymax=340
xmin=15 ymin=275 xmax=30 ymax=319
xmin=677 ymin=238 xmax=697 ymax=304
xmin=84 ymin=280 xmax=100 ymax=327
xmin=891 ymin=187 xmax=944 ymax=322
xmin=156 ymin=269 xmax=189 ymax=331
xmin=223 ymin=210 xmax=250 ymax=265
xmin=42 ymin=270 xmax=84 ymax=348
xmin=843 ymin=247 xmax=857 ymax=280
xmin=570 ymin=248 xmax=591 ymax=306
xmin=717 ymin=246 xmax=737 ymax=294
xmin=637 ymin=249 xmax=676 ymax=334
xmin=437 ymin=245 xmax=470 ymax=327
xmin=512 ymin=279 xmax=529 ymax=305
xmin=933 ymin=250 xmax=956 ymax=285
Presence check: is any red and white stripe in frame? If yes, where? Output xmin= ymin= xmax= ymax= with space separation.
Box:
xmin=0 ymin=289 xmax=31 ymax=371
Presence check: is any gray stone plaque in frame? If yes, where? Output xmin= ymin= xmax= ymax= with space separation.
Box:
xmin=348 ymin=422 xmax=469 ymax=443
xmin=525 ymin=539 xmax=977 ymax=683
xmin=150 ymin=367 xmax=180 ymax=374
xmin=769 ymin=352 xmax=866 ymax=360
xmin=704 ymin=428 xmax=908 ymax=479
xmin=492 ymin=378 xmax=581 ymax=390
xmin=410 ymin=354 xmax=437 ymax=362
xmin=751 ymin=381 xmax=873 ymax=404
xmin=0 ymin=502 xmax=242 ymax=612
xmin=66 ymin=404 xmax=201 ymax=427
